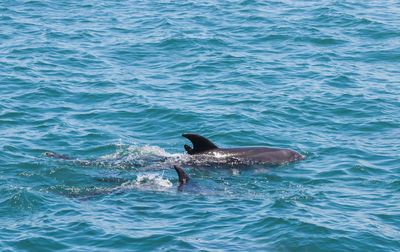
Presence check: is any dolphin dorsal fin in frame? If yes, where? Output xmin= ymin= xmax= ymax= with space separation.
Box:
xmin=174 ymin=165 xmax=190 ymax=185
xmin=182 ymin=133 xmax=218 ymax=154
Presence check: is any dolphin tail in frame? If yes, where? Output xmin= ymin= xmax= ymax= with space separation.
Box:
xmin=182 ymin=133 xmax=218 ymax=154
xmin=174 ymin=165 xmax=190 ymax=185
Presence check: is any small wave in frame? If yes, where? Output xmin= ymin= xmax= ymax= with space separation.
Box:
xmin=0 ymin=187 xmax=45 ymax=213
xmin=48 ymin=185 xmax=115 ymax=200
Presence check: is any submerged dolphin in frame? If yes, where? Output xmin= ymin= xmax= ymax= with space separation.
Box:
xmin=182 ymin=133 xmax=304 ymax=164
xmin=50 ymin=165 xmax=199 ymax=199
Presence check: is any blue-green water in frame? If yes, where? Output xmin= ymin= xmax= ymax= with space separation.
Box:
xmin=1 ymin=0 xmax=400 ymax=251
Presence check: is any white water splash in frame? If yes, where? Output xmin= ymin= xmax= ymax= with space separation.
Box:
xmin=120 ymin=172 xmax=173 ymax=191
xmin=100 ymin=143 xmax=182 ymax=161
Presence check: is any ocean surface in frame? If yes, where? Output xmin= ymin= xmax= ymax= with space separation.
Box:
xmin=1 ymin=0 xmax=400 ymax=251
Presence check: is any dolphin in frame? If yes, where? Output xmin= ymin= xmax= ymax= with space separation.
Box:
xmin=182 ymin=133 xmax=304 ymax=164
xmin=45 ymin=133 xmax=304 ymax=167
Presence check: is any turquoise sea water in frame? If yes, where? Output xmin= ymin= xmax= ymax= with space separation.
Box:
xmin=1 ymin=0 xmax=400 ymax=251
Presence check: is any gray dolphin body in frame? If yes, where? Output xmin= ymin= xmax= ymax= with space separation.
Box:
xmin=183 ymin=133 xmax=304 ymax=164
